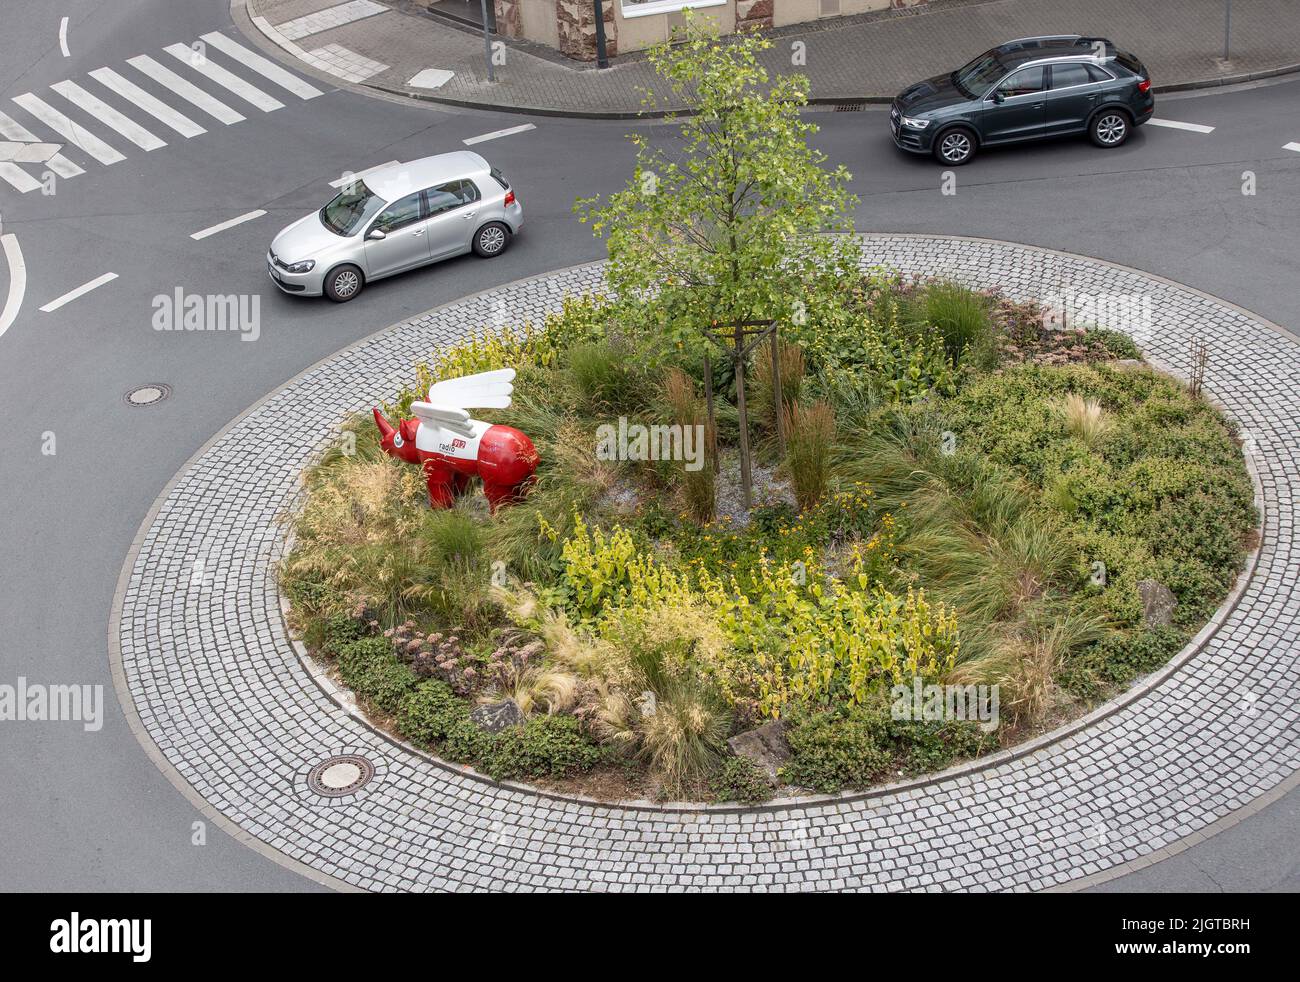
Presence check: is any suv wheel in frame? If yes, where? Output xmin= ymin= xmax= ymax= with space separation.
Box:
xmin=324 ymin=264 xmax=363 ymax=303
xmin=933 ymin=128 xmax=976 ymax=166
xmin=1090 ymin=110 xmax=1130 ymax=148
xmin=473 ymin=222 xmax=510 ymax=258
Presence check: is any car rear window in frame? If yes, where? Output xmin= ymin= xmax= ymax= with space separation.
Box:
xmin=1115 ymin=51 xmax=1147 ymax=76
xmin=490 ymin=166 xmax=510 ymax=191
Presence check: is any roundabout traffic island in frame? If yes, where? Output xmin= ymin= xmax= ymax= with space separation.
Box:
xmin=112 ymin=234 xmax=1298 ymax=892
xmin=278 ymin=257 xmax=1257 ymax=806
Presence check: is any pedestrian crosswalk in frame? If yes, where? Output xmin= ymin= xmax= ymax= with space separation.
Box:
xmin=0 ymin=32 xmax=323 ymax=193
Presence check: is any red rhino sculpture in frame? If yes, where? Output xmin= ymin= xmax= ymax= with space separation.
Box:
xmin=372 ymin=368 xmax=538 ymax=512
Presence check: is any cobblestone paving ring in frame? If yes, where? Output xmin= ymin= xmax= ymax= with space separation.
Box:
xmin=111 ymin=235 xmax=1299 ymax=892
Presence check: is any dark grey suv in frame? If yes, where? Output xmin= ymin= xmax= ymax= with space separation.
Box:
xmin=890 ymin=35 xmax=1155 ymax=165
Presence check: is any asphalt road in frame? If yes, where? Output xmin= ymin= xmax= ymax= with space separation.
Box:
xmin=0 ymin=0 xmax=1297 ymax=891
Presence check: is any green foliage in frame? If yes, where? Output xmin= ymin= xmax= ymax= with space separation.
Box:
xmin=945 ymin=363 xmax=1256 ymax=627
xmin=479 ymin=714 xmax=603 ymax=782
xmin=782 ymin=701 xmax=993 ymax=794
xmin=710 ymin=756 xmax=774 ymax=805
xmin=336 ymin=637 xmax=418 ymax=714
xmin=397 ymin=679 xmax=470 ymax=746
xmin=1059 ymin=626 xmax=1187 ymax=699
xmin=898 ymin=281 xmax=997 ymax=369
xmin=576 ymin=11 xmax=861 ymax=345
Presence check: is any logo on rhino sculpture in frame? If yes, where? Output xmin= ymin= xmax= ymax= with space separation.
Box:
xmin=372 ymin=368 xmax=538 ymax=512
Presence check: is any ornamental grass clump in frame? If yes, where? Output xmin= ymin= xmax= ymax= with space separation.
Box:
xmin=1060 ymin=392 xmax=1112 ymax=445
xmin=783 ymin=400 xmax=835 ymax=511
xmin=663 ymin=367 xmax=716 ymax=524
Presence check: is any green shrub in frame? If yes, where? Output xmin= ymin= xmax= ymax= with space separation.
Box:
xmin=480 ymin=714 xmax=602 ymax=781
xmin=397 ymin=679 xmax=471 ymax=746
xmin=1061 ymin=627 xmax=1186 ymax=697
xmin=781 ymin=706 xmax=892 ymax=793
xmin=710 ymin=756 xmax=774 ymax=805
xmin=902 ymin=281 xmax=996 ymax=369
xmin=335 ymin=637 xmax=418 ymax=713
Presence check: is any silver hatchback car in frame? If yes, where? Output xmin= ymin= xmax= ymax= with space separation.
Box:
xmin=267 ymin=150 xmax=523 ymax=302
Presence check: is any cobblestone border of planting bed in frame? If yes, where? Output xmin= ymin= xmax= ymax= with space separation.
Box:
xmin=111 ymin=235 xmax=1296 ymax=891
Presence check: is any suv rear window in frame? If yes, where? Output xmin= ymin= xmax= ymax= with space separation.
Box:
xmin=490 ymin=166 xmax=510 ymax=191
xmin=1115 ymin=51 xmax=1146 ymax=76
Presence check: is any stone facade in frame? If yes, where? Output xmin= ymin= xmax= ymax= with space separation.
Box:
xmin=735 ymin=0 xmax=774 ymax=32
xmin=495 ymin=0 xmax=523 ymax=37
xmin=557 ymin=0 xmax=618 ymax=61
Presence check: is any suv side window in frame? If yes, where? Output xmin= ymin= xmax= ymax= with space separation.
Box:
xmin=1084 ymin=64 xmax=1114 ymax=83
xmin=425 ymin=179 xmax=480 ymax=215
xmin=1050 ymin=64 xmax=1094 ymax=89
xmin=371 ymin=192 xmax=424 ymax=234
xmin=995 ymin=66 xmax=1046 ymax=98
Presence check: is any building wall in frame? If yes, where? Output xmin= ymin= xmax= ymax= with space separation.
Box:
xmin=453 ymin=0 xmax=931 ymax=61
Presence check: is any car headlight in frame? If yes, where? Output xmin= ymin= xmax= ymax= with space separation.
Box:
xmin=902 ymin=116 xmax=931 ymax=130
xmin=284 ymin=260 xmax=315 ymax=274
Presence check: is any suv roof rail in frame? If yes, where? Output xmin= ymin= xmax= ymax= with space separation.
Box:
xmin=1003 ymin=34 xmax=1083 ymax=44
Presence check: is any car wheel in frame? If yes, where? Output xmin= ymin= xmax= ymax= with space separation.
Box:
xmin=1090 ymin=110 xmax=1130 ymax=148
xmin=324 ymin=264 xmax=363 ymax=303
xmin=933 ymin=128 xmax=977 ymax=166
xmin=472 ymin=222 xmax=510 ymax=258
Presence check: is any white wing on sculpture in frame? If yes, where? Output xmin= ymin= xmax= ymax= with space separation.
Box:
xmin=427 ymin=368 xmax=515 ymax=410
xmin=410 ymin=401 xmax=474 ymax=438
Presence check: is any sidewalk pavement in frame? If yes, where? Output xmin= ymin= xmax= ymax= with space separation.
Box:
xmin=242 ymin=0 xmax=1300 ymax=117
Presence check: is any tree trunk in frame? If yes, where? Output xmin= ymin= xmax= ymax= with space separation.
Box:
xmin=771 ymin=327 xmax=785 ymax=458
xmin=702 ymin=350 xmax=719 ymax=474
xmin=734 ymin=324 xmax=752 ymax=511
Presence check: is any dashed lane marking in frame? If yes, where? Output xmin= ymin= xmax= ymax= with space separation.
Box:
xmin=329 ymin=160 xmax=397 ymax=187
xmin=462 ymin=123 xmax=535 ymax=146
xmin=38 ymin=271 xmax=117 ymax=313
xmin=190 ymin=209 xmax=266 ymax=240
xmin=1146 ymin=118 xmax=1216 ymax=134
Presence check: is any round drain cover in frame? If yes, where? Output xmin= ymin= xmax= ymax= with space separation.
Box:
xmin=307 ymin=754 xmax=375 ymax=797
xmin=125 ymin=383 xmax=171 ymax=407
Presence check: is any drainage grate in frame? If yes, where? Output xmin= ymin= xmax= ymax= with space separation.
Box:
xmin=307 ymin=754 xmax=375 ymax=797
xmin=834 ymin=102 xmax=865 ymax=112
xmin=125 ymin=384 xmax=171 ymax=407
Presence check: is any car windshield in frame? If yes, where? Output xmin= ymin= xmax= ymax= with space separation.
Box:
xmin=319 ymin=182 xmax=385 ymax=236
xmin=953 ymin=51 xmax=1008 ymax=96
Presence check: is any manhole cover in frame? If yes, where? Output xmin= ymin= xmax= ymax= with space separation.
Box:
xmin=125 ymin=383 xmax=171 ymax=407
xmin=307 ymin=754 xmax=375 ymax=797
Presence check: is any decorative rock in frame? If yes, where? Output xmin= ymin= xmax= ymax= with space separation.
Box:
xmin=727 ymin=720 xmax=790 ymax=785
xmin=1137 ymin=579 xmax=1177 ymax=628
xmin=470 ymin=699 xmax=525 ymax=733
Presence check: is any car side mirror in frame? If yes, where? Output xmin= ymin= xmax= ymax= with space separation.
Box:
xmin=991 ymin=91 xmax=1006 ymax=104
xmin=366 ymin=228 xmax=387 ymax=241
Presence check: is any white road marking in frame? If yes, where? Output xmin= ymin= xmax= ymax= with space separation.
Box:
xmin=1284 ymin=142 xmax=1300 ymax=153
xmin=11 ymin=92 xmax=125 ymax=165
xmin=163 ymin=44 xmax=284 ymax=113
xmin=50 ymin=80 xmax=166 ymax=151
xmin=198 ymin=32 xmax=323 ymax=100
xmin=462 ymin=123 xmax=536 ymax=146
xmin=276 ymin=0 xmax=387 ymax=42
xmin=408 ymin=68 xmax=454 ymax=90
xmin=0 ymin=162 xmax=43 ymax=193
xmin=127 ymin=54 xmax=245 ymax=124
xmin=1146 ymin=118 xmax=1216 ymax=134
xmin=329 ymin=160 xmax=397 ymax=187
xmin=88 ymin=67 xmax=206 ymax=138
xmin=190 ymin=209 xmax=267 ymax=240
xmin=0 ymin=109 xmax=83 ymax=177
xmin=39 ymin=271 xmax=117 ymax=313
xmin=0 ymin=234 xmax=27 ymax=339
xmin=59 ymin=17 xmax=70 ymax=57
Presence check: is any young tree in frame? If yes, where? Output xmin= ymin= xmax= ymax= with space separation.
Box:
xmin=577 ymin=13 xmax=860 ymax=507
